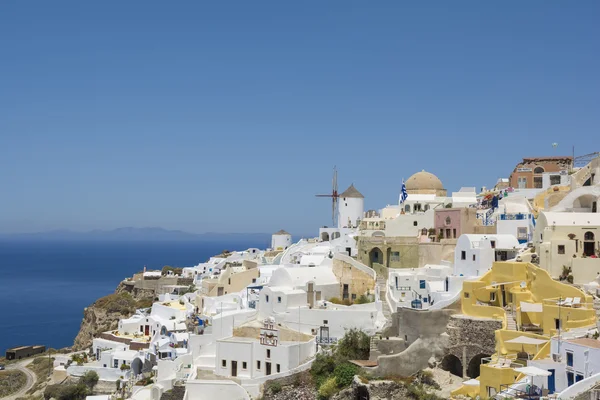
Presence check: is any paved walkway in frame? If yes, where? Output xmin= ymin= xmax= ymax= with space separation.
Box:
xmin=3 ymin=359 xmax=37 ymax=400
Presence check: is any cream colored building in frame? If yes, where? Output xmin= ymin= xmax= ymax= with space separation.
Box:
xmin=535 ymin=211 xmax=600 ymax=283
xmin=200 ymin=260 xmax=260 ymax=297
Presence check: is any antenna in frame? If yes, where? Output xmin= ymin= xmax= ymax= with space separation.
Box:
xmin=315 ymin=166 xmax=339 ymax=226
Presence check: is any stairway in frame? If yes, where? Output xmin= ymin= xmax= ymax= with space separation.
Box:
xmin=506 ymin=312 xmax=517 ymax=331
xmin=377 ymin=278 xmax=393 ymax=334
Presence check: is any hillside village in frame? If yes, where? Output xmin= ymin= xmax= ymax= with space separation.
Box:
xmin=15 ymin=153 xmax=600 ymax=400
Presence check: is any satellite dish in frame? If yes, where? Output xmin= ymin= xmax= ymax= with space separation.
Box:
xmin=552 ymin=143 xmax=558 ymax=148
xmin=520 ymin=281 xmax=527 ymax=288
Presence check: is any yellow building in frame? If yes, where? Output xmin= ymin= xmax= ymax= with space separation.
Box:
xmin=451 ymin=261 xmax=596 ymax=398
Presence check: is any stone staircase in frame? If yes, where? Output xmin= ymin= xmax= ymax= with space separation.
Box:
xmin=506 ymin=312 xmax=517 ymax=331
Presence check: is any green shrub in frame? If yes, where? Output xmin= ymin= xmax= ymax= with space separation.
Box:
xmin=335 ymin=328 xmax=370 ymax=361
xmin=318 ymin=377 xmax=338 ymax=399
xmin=354 ymin=294 xmax=372 ymax=304
xmin=120 ymin=364 xmax=131 ymax=371
xmin=80 ymin=370 xmax=99 ymax=391
xmin=333 ymin=363 xmax=358 ymax=388
xmin=268 ymin=381 xmax=282 ymax=394
xmin=310 ymin=353 xmax=336 ymax=388
xmin=44 ymin=383 xmax=88 ymax=400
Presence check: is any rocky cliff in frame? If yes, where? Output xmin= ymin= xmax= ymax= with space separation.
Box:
xmin=72 ymin=281 xmax=154 ymax=351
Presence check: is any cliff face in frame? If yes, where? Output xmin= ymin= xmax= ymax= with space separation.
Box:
xmin=72 ymin=281 xmax=154 ymax=351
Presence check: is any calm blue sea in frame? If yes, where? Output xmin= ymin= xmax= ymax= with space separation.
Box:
xmin=0 ymin=239 xmax=267 ymax=355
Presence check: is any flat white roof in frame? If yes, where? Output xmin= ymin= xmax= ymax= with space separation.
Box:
xmin=539 ymin=212 xmax=600 ymax=227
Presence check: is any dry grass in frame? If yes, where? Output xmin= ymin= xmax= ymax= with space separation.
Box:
xmin=26 ymin=357 xmax=54 ymax=395
xmin=0 ymin=370 xmax=27 ymax=397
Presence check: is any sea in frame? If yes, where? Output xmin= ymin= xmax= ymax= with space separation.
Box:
xmin=0 ymin=239 xmax=267 ymax=355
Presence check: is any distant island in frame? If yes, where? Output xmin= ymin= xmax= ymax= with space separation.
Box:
xmin=0 ymin=227 xmax=279 ymax=242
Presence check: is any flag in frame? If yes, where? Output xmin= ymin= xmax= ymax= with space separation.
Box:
xmin=400 ymin=180 xmax=408 ymax=204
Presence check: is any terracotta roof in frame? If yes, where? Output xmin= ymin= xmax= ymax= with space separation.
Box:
xmin=522 ymin=156 xmax=573 ymax=161
xmin=340 ymin=184 xmax=364 ymax=198
xmin=273 ymin=230 xmax=291 ymax=235
xmin=565 ymin=338 xmax=600 ymax=349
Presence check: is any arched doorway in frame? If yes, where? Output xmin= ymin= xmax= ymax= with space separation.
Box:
xmin=441 ymin=354 xmax=463 ymax=378
xmin=584 ymin=231 xmax=595 ymax=256
xmin=131 ymin=357 xmax=144 ymax=375
xmin=467 ymin=353 xmax=491 ymax=379
xmin=369 ymin=247 xmax=383 ymax=268
xmin=321 ymin=232 xmax=330 ymax=242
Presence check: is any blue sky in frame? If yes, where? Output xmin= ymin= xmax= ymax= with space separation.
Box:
xmin=1 ymin=1 xmax=599 ymax=235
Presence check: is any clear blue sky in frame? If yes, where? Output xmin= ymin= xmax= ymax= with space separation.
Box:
xmin=1 ymin=1 xmax=599 ymax=235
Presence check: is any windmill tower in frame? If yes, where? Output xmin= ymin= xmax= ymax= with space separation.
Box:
xmin=315 ymin=167 xmax=339 ymax=227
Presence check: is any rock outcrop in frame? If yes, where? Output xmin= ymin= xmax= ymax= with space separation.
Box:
xmin=72 ymin=281 xmax=154 ymax=351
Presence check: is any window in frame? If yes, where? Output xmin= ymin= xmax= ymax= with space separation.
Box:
xmin=266 ymin=349 xmax=271 ymax=359
xmin=461 ymin=251 xmax=466 ymax=260
xmin=558 ymin=245 xmax=565 ymax=254
xmin=550 ymin=175 xmax=561 ymax=185
xmin=567 ymin=371 xmax=574 ymax=387
xmin=276 ymin=364 xmax=281 ymax=373
xmin=413 ymin=221 xmax=418 ymax=226
xmin=252 ymin=278 xmax=256 ymax=283
xmin=585 ymin=231 xmax=595 ymax=241
xmin=351 ymin=294 xmax=357 ymax=300
xmin=576 ymin=374 xmax=584 ymax=382
xmin=257 ymin=360 xmax=261 ymax=370
xmin=445 ymin=216 xmax=451 ymax=226
xmin=446 ymin=229 xmax=451 ymax=238
xmin=277 ymin=296 xmax=282 ymax=303
xmin=222 ymin=360 xmax=227 ymax=367
xmin=228 ymin=278 xmax=231 ymax=285
xmin=534 ymin=166 xmax=545 ymax=174
xmin=567 ymin=352 xmax=573 ymax=367
xmin=391 ymin=252 xmax=400 ymax=262
xmin=440 ymin=229 xmax=444 ymax=239
xmin=490 ymin=292 xmax=496 ymax=302
xmin=242 ymin=362 xmax=247 ymax=370
xmin=490 ymin=240 xmax=496 ymax=249
xmin=534 ymin=176 xmax=543 ymax=188
xmin=473 ymin=254 xmax=476 ymax=261
xmin=323 ymin=320 xmax=328 ymax=324
xmin=265 ymin=295 xmax=269 ymax=303
xmin=518 ymin=177 xmax=527 ymax=189
xmin=405 ymin=204 xmax=410 ymax=212
xmin=114 ymin=360 xmax=118 ymax=368
xmin=453 ymin=229 xmax=457 ymax=238
xmin=419 ymin=280 xmax=426 ymax=289
xmin=464 ymin=292 xmax=470 ymax=298
xmin=517 ymin=227 xmax=528 ymax=240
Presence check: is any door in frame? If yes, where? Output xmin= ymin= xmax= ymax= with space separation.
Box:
xmin=346 ymin=247 xmax=351 ymax=256
xmin=567 ymin=372 xmax=574 ymax=386
xmin=145 ymin=325 xmax=149 ymax=336
xmin=500 ymin=285 xmax=507 ymax=307
xmin=343 ymin=284 xmax=349 ymax=300
xmin=217 ymin=287 xmax=224 ymax=296
xmin=231 ymin=360 xmax=237 ymax=377
xmin=548 ymin=369 xmax=555 ymax=393
xmin=266 ymin=362 xmax=272 ymax=376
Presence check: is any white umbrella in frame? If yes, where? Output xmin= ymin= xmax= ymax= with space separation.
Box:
xmin=463 ymin=379 xmax=480 ymax=386
xmin=514 ymin=366 xmax=551 ymax=396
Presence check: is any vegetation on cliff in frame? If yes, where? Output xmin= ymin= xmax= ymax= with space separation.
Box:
xmin=0 ymin=370 xmax=27 ymax=397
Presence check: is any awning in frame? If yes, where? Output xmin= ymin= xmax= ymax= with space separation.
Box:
xmin=505 ymin=336 xmax=548 ymax=346
xmin=520 ymin=302 xmax=543 ymax=313
xmin=463 ymin=379 xmax=480 ymax=386
xmin=514 ymin=366 xmax=552 ymax=377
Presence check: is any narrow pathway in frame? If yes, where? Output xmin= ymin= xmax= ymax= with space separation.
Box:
xmin=3 ymin=359 xmax=37 ymax=400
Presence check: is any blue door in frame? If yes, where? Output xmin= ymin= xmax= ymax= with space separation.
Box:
xmin=548 ymin=369 xmax=555 ymax=393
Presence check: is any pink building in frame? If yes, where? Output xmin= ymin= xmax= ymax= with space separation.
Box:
xmin=434 ymin=208 xmax=478 ymax=240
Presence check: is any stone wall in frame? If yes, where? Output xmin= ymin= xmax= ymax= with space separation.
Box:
xmin=396 ymin=308 xmax=455 ymax=346
xmin=444 ymin=314 xmax=501 ymax=378
xmin=331 ymin=257 xmax=376 ymax=299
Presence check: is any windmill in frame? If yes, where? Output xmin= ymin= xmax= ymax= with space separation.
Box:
xmin=315 ymin=166 xmax=339 ymax=227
